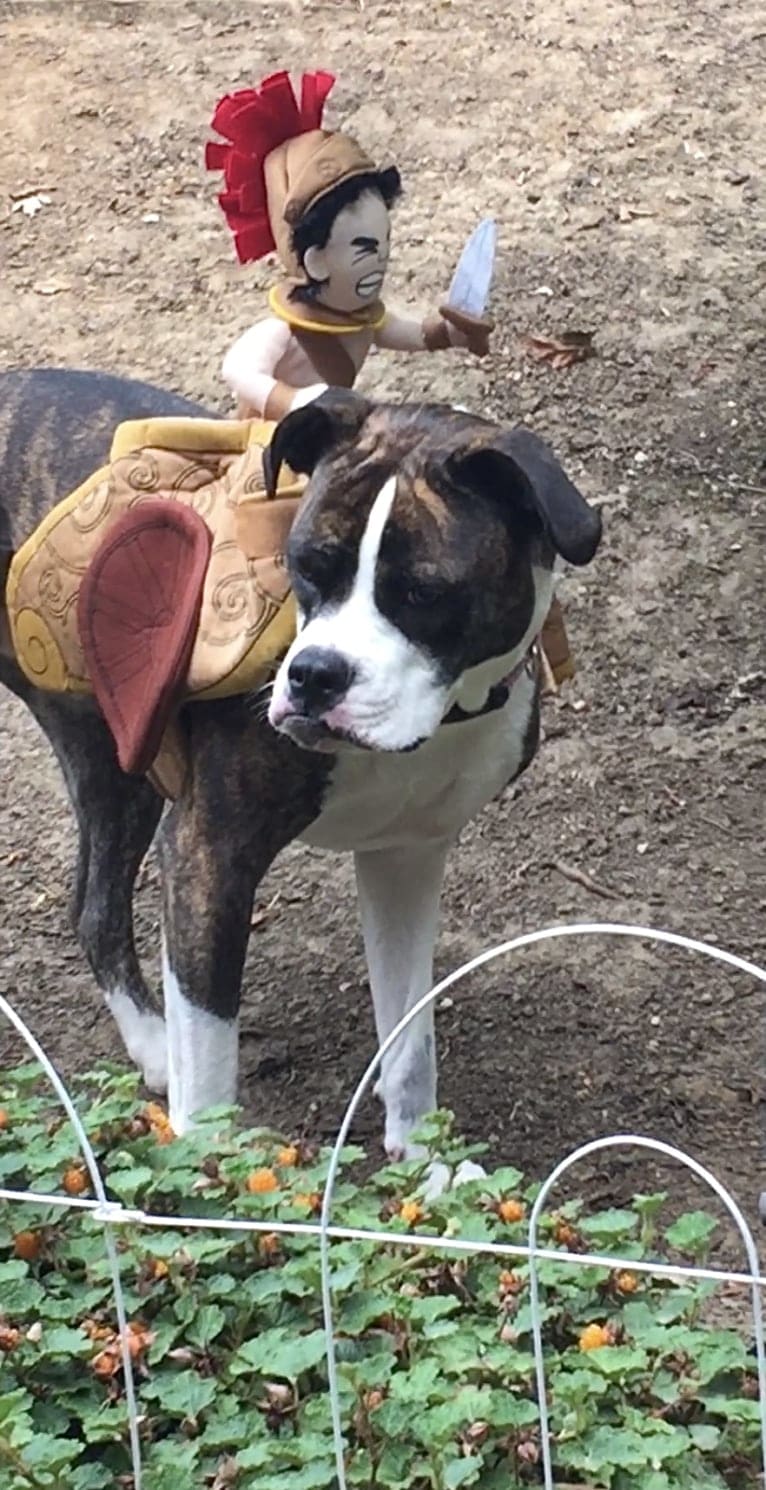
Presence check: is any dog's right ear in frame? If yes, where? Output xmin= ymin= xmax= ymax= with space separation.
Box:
xmin=264 ymin=389 xmax=372 ymax=498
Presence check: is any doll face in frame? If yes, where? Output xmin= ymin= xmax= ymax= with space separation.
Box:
xmin=303 ymin=190 xmax=391 ymax=314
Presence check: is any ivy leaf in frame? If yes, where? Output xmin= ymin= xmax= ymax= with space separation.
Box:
xmin=688 ymin=1423 xmax=721 ymax=1451
xmin=693 ymin=1334 xmax=748 ymax=1383
xmin=665 ymin=1212 xmax=718 ymax=1257
xmin=0 ymin=1389 xmax=34 ymax=1429
xmin=444 ymin=1457 xmax=482 ymax=1488
xmin=700 ymin=1393 xmax=763 ymax=1423
xmin=143 ymin=1370 xmax=218 ymax=1419
xmin=40 ymin=1325 xmax=92 ymax=1357
xmin=185 ymin=1303 xmax=227 ymax=1350
xmin=579 ymin=1345 xmax=649 ymax=1377
xmin=418 ymin=1386 xmax=493 ymax=1445
xmin=230 ymin=1328 xmax=328 ymax=1380
xmin=71 ymin=1467 xmax=115 ymax=1489
xmin=106 ymin=1164 xmax=155 ymax=1203
xmin=579 ymin=1208 xmax=639 ymax=1243
xmin=389 ymin=1358 xmax=442 ymax=1402
xmin=19 ymin=1432 xmax=82 ymax=1472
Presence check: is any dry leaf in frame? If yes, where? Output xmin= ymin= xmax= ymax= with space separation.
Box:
xmin=250 ymin=891 xmax=281 ymax=929
xmin=33 ymin=279 xmax=70 ymax=296
xmin=11 ymin=193 xmax=51 ymax=218
xmin=522 ymin=330 xmax=595 ymax=370
xmin=211 ymin=1458 xmax=239 ymax=1489
xmin=618 ymin=203 xmax=656 ymax=221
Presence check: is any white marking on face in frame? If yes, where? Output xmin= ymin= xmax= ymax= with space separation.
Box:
xmin=106 ymin=989 xmax=167 ymax=1094
xmin=271 ymin=476 xmax=449 ymax=752
xmin=162 ymin=945 xmax=238 ymax=1135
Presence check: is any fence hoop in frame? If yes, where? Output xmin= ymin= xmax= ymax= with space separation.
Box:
xmin=318 ymin=922 xmax=766 ymax=1490
xmin=2 ymin=921 xmax=764 ymax=1490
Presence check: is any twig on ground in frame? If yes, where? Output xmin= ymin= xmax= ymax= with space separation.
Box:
xmin=543 ymin=858 xmax=622 ymax=901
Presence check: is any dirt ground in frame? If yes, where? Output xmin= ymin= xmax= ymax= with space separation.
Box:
xmin=1 ymin=0 xmax=764 ymax=1259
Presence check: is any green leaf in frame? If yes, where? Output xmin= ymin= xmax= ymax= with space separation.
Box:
xmin=71 ymin=1467 xmax=115 ymax=1490
xmin=185 ymin=1302 xmax=227 ymax=1349
xmin=106 ymin=1164 xmax=155 ymax=1202
xmin=40 ymin=1325 xmax=92 ymax=1357
xmin=20 ymin=1432 xmax=81 ymax=1472
xmin=701 ymin=1393 xmax=763 ymax=1423
xmin=230 ymin=1327 xmax=328 ymax=1380
xmin=579 ymin=1208 xmax=639 ymax=1242
xmin=143 ymin=1369 xmax=218 ymax=1419
xmin=665 ymin=1211 xmax=717 ymax=1256
xmin=580 ymin=1345 xmax=649 ymax=1377
xmin=688 ymin=1423 xmax=721 ymax=1451
xmin=0 ymin=1390 xmax=33 ymax=1430
xmin=376 ymin=1440 xmax=416 ymax=1488
xmin=694 ymin=1333 xmax=748 ymax=1382
xmin=444 ymin=1457 xmax=482 ymax=1488
xmin=389 ymin=1357 xmax=441 ymax=1402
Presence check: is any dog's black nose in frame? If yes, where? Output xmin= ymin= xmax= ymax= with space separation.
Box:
xmin=288 ymin=647 xmax=354 ymax=715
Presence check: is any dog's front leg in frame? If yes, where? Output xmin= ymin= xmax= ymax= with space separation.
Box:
xmin=355 ymin=842 xmax=450 ymax=1161
xmin=158 ymin=792 xmax=257 ymax=1136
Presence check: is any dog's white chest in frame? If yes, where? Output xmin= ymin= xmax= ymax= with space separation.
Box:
xmin=301 ymin=674 xmax=536 ymax=854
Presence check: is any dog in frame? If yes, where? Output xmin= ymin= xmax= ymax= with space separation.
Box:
xmin=0 ymin=368 xmax=601 ymax=1163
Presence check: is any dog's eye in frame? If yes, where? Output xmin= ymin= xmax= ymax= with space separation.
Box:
xmin=403 ymin=578 xmax=447 ymax=608
xmin=291 ymin=547 xmax=339 ymax=589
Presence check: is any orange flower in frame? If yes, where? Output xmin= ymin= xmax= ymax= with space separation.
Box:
xmin=399 ymin=1200 xmax=423 ymax=1226
xmin=82 ymin=1319 xmax=114 ymax=1343
xmin=579 ymin=1323 xmax=612 ymax=1352
xmin=259 ymin=1232 xmax=281 ymax=1257
xmin=293 ymin=1191 xmax=321 ymax=1212
xmin=13 ymin=1230 xmax=43 ymax=1261
xmin=246 ymin=1167 xmax=279 ymax=1194
xmin=616 ymin=1270 xmax=638 ymax=1294
xmin=0 ymin=1325 xmax=21 ymax=1353
xmin=277 ymin=1144 xmax=300 ymax=1167
xmin=499 ymin=1199 xmax=526 ymax=1224
xmin=499 ymin=1269 xmax=523 ymax=1295
xmin=554 ymin=1219 xmax=579 ymax=1248
xmin=148 ymin=1258 xmax=169 ymax=1280
xmin=62 ymin=1165 xmax=88 ymax=1197
xmin=91 ymin=1321 xmax=154 ymax=1378
xmin=92 ymin=1345 xmax=121 ymax=1379
xmin=144 ymin=1102 xmax=175 ymax=1145
xmin=0 ymin=1109 xmax=9 ymax=1130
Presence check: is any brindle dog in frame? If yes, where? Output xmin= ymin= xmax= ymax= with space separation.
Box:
xmin=0 ymin=369 xmax=601 ymax=1173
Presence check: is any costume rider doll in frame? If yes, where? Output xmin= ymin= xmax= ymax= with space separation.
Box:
xmin=206 ymin=70 xmax=573 ymax=685
xmin=206 ymin=70 xmax=493 ymax=419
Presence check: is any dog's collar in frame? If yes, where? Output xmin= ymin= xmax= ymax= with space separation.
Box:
xmin=442 ymin=642 xmax=538 ymax=727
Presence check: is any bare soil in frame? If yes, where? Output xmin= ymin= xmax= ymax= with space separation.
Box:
xmin=1 ymin=0 xmax=764 ymax=1263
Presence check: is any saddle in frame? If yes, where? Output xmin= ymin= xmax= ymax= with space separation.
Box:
xmin=4 ymin=415 xmax=575 ymax=800
xmin=5 ymin=417 xmax=304 ymax=796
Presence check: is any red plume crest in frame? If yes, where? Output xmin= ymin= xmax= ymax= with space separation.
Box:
xmin=206 ymin=70 xmax=336 ymax=264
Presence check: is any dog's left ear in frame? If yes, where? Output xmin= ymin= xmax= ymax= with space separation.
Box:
xmin=446 ymin=427 xmax=602 ymax=566
xmin=264 ymin=389 xmax=373 ymax=498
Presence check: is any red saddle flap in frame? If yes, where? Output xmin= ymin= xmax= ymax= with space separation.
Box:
xmin=78 ymin=499 xmax=212 ymax=775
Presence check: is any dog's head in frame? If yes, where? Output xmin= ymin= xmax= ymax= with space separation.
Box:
xmin=265 ymin=390 xmax=601 ymax=753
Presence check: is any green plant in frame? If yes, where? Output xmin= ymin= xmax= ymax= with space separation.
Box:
xmin=0 ymin=1063 xmax=761 ymax=1489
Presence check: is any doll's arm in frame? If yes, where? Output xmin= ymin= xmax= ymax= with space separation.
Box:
xmin=222 ymin=320 xmax=326 ymax=419
xmin=376 ymin=307 xmax=492 ymax=357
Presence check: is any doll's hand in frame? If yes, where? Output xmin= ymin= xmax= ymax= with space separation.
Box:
xmin=439 ymin=305 xmax=494 ymax=357
xmin=289 ymin=383 xmax=329 ymax=410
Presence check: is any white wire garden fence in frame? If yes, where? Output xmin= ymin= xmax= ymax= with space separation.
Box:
xmin=1 ymin=921 xmax=765 ymax=1490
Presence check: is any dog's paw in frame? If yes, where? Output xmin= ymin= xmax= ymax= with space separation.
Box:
xmin=422 ymin=1158 xmax=487 ymax=1202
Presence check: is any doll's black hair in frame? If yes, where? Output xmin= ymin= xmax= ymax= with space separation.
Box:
xmin=289 ymin=166 xmax=402 ymax=303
